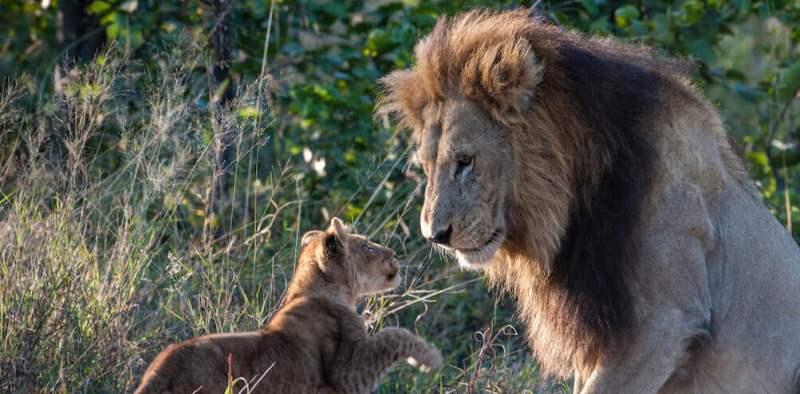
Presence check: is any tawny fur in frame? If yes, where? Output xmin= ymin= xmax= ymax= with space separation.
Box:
xmin=378 ymin=8 xmax=800 ymax=393
xmin=134 ymin=218 xmax=442 ymax=394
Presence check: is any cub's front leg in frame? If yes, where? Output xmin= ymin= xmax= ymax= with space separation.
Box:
xmin=332 ymin=327 xmax=442 ymax=394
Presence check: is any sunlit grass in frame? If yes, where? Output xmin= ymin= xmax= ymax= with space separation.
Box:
xmin=0 ymin=47 xmax=549 ymax=393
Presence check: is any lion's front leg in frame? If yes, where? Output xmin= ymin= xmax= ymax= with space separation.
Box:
xmin=577 ymin=230 xmax=713 ymax=394
xmin=576 ymin=314 xmax=709 ymax=394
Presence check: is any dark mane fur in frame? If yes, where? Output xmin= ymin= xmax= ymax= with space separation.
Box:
xmin=510 ymin=26 xmax=679 ymax=375
xmin=546 ymin=41 xmax=664 ymax=354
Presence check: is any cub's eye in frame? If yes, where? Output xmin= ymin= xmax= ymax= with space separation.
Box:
xmin=362 ymin=241 xmax=375 ymax=252
xmin=454 ymin=155 xmax=473 ymax=177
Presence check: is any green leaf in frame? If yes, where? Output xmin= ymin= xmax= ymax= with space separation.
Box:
xmin=79 ymin=83 xmax=101 ymax=99
xmin=87 ymin=1 xmax=111 ymax=14
xmin=589 ymin=18 xmax=610 ymax=34
xmin=101 ymin=12 xmax=122 ymax=39
xmin=312 ymin=85 xmax=332 ymax=101
xmin=681 ymin=0 xmax=705 ymax=24
xmin=237 ymin=106 xmax=260 ymax=119
xmin=579 ymin=0 xmax=599 ymax=16
xmin=364 ymin=29 xmax=391 ymax=58
xmin=106 ymin=23 xmax=121 ymax=40
xmin=614 ymin=5 xmax=640 ymax=28
xmin=736 ymin=0 xmax=752 ymax=12
xmin=777 ymin=61 xmax=800 ymax=100
xmin=749 ymin=150 xmax=769 ymax=169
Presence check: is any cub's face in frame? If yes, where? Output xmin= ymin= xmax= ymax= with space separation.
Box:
xmin=343 ymin=232 xmax=400 ymax=295
xmin=302 ymin=218 xmax=400 ymax=297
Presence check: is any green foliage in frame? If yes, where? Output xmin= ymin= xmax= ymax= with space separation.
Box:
xmin=1 ymin=0 xmax=799 ymax=392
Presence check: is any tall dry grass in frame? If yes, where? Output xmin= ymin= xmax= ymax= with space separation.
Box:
xmin=0 ymin=46 xmax=548 ymax=393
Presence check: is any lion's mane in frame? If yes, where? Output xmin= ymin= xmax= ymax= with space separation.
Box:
xmin=378 ymin=9 xmax=747 ymax=377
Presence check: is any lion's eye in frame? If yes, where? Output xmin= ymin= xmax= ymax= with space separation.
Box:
xmin=454 ymin=155 xmax=473 ymax=178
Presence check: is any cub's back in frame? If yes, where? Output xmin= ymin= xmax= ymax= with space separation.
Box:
xmin=134 ymin=298 xmax=355 ymax=393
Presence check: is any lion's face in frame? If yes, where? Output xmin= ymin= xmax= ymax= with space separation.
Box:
xmin=378 ymin=10 xmax=548 ymax=268
xmin=417 ymin=98 xmax=513 ymax=268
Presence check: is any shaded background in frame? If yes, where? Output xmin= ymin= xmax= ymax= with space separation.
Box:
xmin=0 ymin=0 xmax=798 ymax=392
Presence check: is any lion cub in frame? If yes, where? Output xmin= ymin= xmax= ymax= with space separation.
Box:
xmin=135 ymin=218 xmax=442 ymax=394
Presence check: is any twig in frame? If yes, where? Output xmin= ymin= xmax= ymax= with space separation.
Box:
xmin=765 ymin=95 xmax=797 ymax=187
xmin=251 ymin=0 xmax=277 ymax=274
xmin=353 ymin=146 xmax=409 ymax=228
xmin=370 ymin=278 xmax=481 ymax=322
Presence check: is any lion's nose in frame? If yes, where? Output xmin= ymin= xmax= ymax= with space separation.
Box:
xmin=427 ymin=225 xmax=452 ymax=246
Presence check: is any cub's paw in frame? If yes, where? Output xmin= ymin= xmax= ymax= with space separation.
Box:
xmin=406 ymin=345 xmax=443 ymax=373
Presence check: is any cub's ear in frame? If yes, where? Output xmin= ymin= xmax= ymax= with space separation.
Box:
xmin=460 ymin=37 xmax=543 ymax=115
xmin=316 ymin=233 xmax=344 ymax=270
xmin=324 ymin=233 xmax=341 ymax=256
xmin=301 ymin=230 xmax=324 ymax=248
xmin=328 ymin=217 xmax=351 ymax=240
xmin=316 ymin=218 xmax=350 ymax=266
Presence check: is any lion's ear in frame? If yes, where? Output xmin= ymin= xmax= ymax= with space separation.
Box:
xmin=461 ymin=37 xmax=543 ymax=114
xmin=376 ymin=69 xmax=427 ymax=135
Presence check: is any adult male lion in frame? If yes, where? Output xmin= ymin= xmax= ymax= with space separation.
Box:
xmin=378 ymin=9 xmax=800 ymax=393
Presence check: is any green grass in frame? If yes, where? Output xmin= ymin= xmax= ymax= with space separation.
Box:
xmin=0 ymin=47 xmax=565 ymax=393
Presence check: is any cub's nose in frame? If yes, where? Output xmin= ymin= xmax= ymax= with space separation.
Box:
xmin=386 ymin=261 xmax=399 ymax=281
xmin=427 ymin=225 xmax=452 ymax=246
